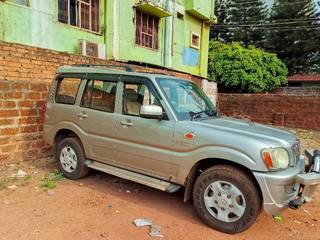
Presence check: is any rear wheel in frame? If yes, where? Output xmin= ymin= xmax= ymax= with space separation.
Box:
xmin=55 ymin=137 xmax=90 ymax=180
xmin=193 ymin=165 xmax=261 ymax=234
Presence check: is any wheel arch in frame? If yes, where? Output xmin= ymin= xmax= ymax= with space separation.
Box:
xmin=53 ymin=129 xmax=83 ymax=157
xmin=183 ymin=158 xmax=263 ymax=204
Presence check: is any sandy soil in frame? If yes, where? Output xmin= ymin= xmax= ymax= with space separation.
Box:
xmin=0 ymin=128 xmax=319 ymax=240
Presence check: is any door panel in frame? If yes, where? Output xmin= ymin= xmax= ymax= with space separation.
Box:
xmin=116 ymin=115 xmax=175 ymax=180
xmin=114 ymin=80 xmax=175 ymax=180
xmin=76 ymin=78 xmax=118 ymax=164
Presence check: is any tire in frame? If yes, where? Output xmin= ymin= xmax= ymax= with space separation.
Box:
xmin=193 ymin=165 xmax=261 ymax=234
xmin=55 ymin=137 xmax=90 ymax=180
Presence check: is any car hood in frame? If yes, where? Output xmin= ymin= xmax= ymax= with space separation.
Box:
xmin=196 ymin=117 xmax=297 ymax=146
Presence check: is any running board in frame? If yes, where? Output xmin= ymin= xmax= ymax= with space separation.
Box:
xmin=85 ymin=160 xmax=181 ymax=193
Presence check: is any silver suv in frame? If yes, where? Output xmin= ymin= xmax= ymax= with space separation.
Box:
xmin=44 ymin=65 xmax=320 ymax=233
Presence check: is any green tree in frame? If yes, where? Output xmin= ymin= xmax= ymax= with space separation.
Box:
xmin=208 ymin=41 xmax=288 ymax=93
xmin=307 ymin=0 xmax=320 ymax=72
xmin=211 ymin=0 xmax=232 ymax=42
xmin=266 ymin=0 xmax=320 ymax=74
xmin=211 ymin=0 xmax=269 ymax=48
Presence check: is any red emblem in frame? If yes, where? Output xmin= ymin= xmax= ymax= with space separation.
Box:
xmin=184 ymin=132 xmax=196 ymax=140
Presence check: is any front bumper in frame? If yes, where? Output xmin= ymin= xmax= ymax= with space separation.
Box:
xmin=253 ymin=156 xmax=320 ymax=215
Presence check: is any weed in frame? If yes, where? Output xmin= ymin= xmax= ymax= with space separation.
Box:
xmin=24 ymin=175 xmax=32 ymax=182
xmin=41 ymin=172 xmax=65 ymax=190
xmin=41 ymin=178 xmax=57 ymax=189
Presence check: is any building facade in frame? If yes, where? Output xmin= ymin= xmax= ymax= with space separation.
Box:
xmin=0 ymin=0 xmax=216 ymax=78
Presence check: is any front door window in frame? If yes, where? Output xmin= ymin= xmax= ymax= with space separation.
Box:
xmin=123 ymin=83 xmax=160 ymax=117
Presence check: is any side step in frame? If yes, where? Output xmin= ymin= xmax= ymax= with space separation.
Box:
xmin=86 ymin=160 xmax=181 ymax=193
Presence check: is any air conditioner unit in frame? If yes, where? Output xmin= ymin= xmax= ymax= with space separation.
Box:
xmin=78 ymin=40 xmax=106 ymax=60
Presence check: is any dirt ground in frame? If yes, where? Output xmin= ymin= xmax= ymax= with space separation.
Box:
xmin=0 ymin=128 xmax=320 ymax=240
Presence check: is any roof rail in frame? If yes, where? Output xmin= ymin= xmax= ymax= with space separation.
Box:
xmin=72 ymin=64 xmax=135 ymax=72
xmin=135 ymin=71 xmax=170 ymax=76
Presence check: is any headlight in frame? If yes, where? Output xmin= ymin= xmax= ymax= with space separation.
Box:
xmin=262 ymin=148 xmax=290 ymax=170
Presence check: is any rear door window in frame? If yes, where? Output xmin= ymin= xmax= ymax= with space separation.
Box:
xmin=82 ymin=80 xmax=117 ymax=113
xmin=55 ymin=77 xmax=81 ymax=105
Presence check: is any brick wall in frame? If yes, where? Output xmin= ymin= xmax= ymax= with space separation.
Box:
xmin=218 ymin=93 xmax=320 ymax=130
xmin=0 ymin=81 xmax=50 ymax=162
xmin=273 ymin=87 xmax=320 ymax=96
xmin=0 ymin=40 xmax=216 ymax=162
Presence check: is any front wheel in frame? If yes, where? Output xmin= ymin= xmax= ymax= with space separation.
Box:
xmin=193 ymin=165 xmax=261 ymax=234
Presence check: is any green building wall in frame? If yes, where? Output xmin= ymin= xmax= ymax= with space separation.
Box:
xmin=0 ymin=0 xmax=214 ymax=78
xmin=0 ymin=1 xmax=106 ymax=53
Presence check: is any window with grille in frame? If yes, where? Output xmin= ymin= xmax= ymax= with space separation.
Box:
xmin=135 ymin=10 xmax=160 ymax=50
xmin=58 ymin=0 xmax=100 ymax=33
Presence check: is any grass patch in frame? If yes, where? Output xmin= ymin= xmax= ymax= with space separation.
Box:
xmin=24 ymin=175 xmax=32 ymax=182
xmin=41 ymin=172 xmax=65 ymax=190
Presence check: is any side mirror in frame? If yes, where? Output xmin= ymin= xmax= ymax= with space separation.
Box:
xmin=140 ymin=105 xmax=163 ymax=120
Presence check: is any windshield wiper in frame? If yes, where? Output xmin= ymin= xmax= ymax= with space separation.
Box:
xmin=192 ymin=110 xmax=216 ymax=121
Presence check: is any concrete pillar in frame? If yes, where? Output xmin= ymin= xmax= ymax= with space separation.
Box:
xmin=201 ymin=79 xmax=217 ymax=106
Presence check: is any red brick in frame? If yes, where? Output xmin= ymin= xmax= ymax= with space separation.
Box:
xmin=12 ymin=82 xmax=28 ymax=91
xmin=0 ymin=101 xmax=16 ymax=108
xmin=20 ymin=125 xmax=38 ymax=133
xmin=19 ymin=109 xmax=37 ymax=117
xmin=0 ymin=128 xmax=19 ymax=136
xmin=30 ymin=83 xmax=48 ymax=92
xmin=0 ymin=119 xmax=15 ymax=126
xmin=25 ymin=92 xmax=41 ymax=100
xmin=0 ymin=81 xmax=10 ymax=91
xmin=18 ymin=101 xmax=35 ymax=108
xmin=18 ymin=117 xmax=37 ymax=125
xmin=0 ymin=109 xmax=19 ymax=118
xmin=3 ymin=92 xmax=23 ymax=99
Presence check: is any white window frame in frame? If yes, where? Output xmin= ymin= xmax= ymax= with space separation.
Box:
xmin=190 ymin=32 xmax=201 ymax=49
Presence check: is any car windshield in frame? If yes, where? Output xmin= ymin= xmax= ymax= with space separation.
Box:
xmin=156 ymin=77 xmax=217 ymax=121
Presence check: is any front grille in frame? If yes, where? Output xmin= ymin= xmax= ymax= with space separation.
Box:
xmin=291 ymin=142 xmax=300 ymax=166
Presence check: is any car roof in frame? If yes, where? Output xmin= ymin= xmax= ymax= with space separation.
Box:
xmin=56 ymin=65 xmax=181 ymax=80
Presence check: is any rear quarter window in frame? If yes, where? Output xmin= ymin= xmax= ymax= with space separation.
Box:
xmin=55 ymin=78 xmax=81 ymax=105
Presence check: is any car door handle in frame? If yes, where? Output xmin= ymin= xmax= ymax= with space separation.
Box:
xmin=120 ymin=120 xmax=133 ymax=127
xmin=77 ymin=112 xmax=88 ymax=119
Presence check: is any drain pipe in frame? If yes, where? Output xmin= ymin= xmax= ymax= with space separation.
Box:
xmin=104 ymin=0 xmax=107 ymax=58
xmin=163 ymin=0 xmax=172 ymax=68
xmin=113 ymin=0 xmax=120 ymax=60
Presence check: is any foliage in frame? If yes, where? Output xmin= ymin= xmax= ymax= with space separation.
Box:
xmin=208 ymin=41 xmax=288 ymax=93
xmin=211 ymin=0 xmax=320 ymax=75
xmin=266 ymin=0 xmax=320 ymax=74
xmin=41 ymin=172 xmax=65 ymax=190
xmin=211 ymin=0 xmax=269 ymax=48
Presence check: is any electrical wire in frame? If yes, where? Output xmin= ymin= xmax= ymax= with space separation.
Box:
xmin=219 ymin=0 xmax=319 ymax=7
xmin=213 ymin=20 xmax=320 ymax=28
xmin=212 ymin=25 xmax=320 ymax=31
xmin=217 ymin=1 xmax=320 ymax=13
